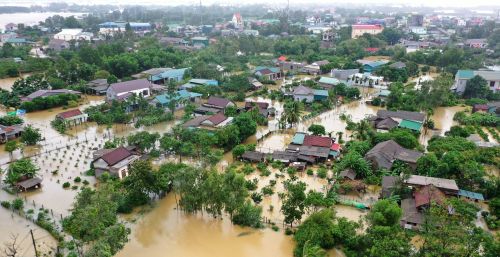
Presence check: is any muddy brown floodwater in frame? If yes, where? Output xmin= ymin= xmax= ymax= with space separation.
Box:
xmin=116 ymin=194 xmax=346 ymax=257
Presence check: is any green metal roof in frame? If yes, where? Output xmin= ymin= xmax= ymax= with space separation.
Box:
xmin=456 ymin=70 xmax=474 ymax=79
xmin=318 ymin=77 xmax=340 ymax=85
xmin=155 ymin=90 xmax=201 ymax=105
xmin=398 ymin=119 xmax=423 ymax=131
xmin=291 ymin=132 xmax=306 ymax=145
xmin=313 ymin=89 xmax=329 ymax=97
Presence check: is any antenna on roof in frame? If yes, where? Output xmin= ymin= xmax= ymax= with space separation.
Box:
xmin=200 ymin=0 xmax=203 ymax=25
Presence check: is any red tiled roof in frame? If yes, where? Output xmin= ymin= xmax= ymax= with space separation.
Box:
xmin=278 ymin=55 xmax=287 ymax=61
xmin=414 ymin=185 xmax=446 ymax=208
xmin=207 ymin=113 xmax=227 ymax=125
xmin=303 ymin=135 xmax=332 ymax=148
xmin=473 ymin=104 xmax=489 ymax=111
xmin=101 ymin=147 xmax=133 ymax=166
xmin=331 ymin=143 xmax=341 ymax=151
xmin=352 ymin=24 xmax=383 ymax=30
xmin=207 ymin=96 xmax=231 ymax=108
xmin=365 ymin=47 xmax=380 ymax=53
xmin=57 ymin=109 xmax=83 ymax=119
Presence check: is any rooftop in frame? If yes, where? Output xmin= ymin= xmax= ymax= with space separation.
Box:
xmin=405 ymin=175 xmax=459 ymax=192
xmin=109 ymin=79 xmax=151 ymax=94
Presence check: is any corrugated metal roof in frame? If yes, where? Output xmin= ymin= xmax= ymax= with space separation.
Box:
xmin=458 ymin=189 xmax=484 ymax=200
xmin=318 ymin=77 xmax=340 ymax=85
xmin=399 ymin=119 xmax=423 ymax=131
xmin=456 ymin=70 xmax=474 ymax=79
xmin=291 ymin=132 xmax=306 ymax=145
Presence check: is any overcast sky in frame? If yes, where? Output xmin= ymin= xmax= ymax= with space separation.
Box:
xmin=1 ymin=0 xmax=500 ymax=8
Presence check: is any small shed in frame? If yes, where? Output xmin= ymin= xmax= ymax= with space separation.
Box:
xmin=339 ymin=169 xmax=356 ymax=180
xmin=458 ymin=189 xmax=484 ymax=202
xmin=16 ymin=177 xmax=42 ymax=191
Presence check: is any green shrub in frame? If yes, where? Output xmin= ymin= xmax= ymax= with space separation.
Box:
xmin=317 ymin=168 xmax=328 ymax=179
xmin=1 ymin=201 xmax=11 ymax=209
xmin=12 ymin=198 xmax=24 ymax=210
xmin=62 ymin=182 xmax=71 ymax=188
xmin=74 ymin=177 xmax=81 ymax=183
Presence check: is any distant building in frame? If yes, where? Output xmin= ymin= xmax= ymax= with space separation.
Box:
xmin=132 ymin=68 xmax=172 ymax=79
xmin=464 ymin=39 xmax=488 ymax=49
xmin=232 ymin=13 xmax=243 ymax=29
xmin=4 ymin=23 xmax=18 ymax=32
xmin=359 ymin=60 xmax=389 ymax=73
xmin=87 ymin=79 xmax=109 ymax=95
xmin=409 ymin=26 xmax=427 ymax=35
xmin=318 ymin=77 xmax=340 ymax=90
xmin=303 ymin=60 xmax=330 ymax=75
xmin=191 ymin=36 xmax=209 ymax=48
xmin=47 ymin=39 xmax=70 ymax=52
xmin=2 ymin=37 xmax=33 ymax=46
xmin=351 ymin=24 xmax=383 ymax=38
xmin=106 ymin=79 xmax=152 ymax=101
xmin=54 ymin=29 xmax=92 ymax=41
xmin=98 ymin=22 xmax=151 ymax=35
xmin=409 ymin=14 xmax=424 ymax=27
xmin=452 ymin=70 xmax=500 ymax=94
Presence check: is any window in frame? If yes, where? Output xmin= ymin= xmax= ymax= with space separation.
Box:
xmin=143 ymin=90 xmax=149 ymax=96
xmin=490 ymin=81 xmax=495 ymax=88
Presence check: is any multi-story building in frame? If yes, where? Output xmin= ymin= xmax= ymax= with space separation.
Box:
xmin=351 ymin=24 xmax=383 ymax=38
xmin=452 ymin=70 xmax=500 ymax=94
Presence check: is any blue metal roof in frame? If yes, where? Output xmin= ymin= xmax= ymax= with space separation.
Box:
xmin=189 ymin=79 xmax=218 ymax=86
xmin=150 ymin=68 xmax=188 ymax=82
xmin=456 ymin=70 xmax=474 ymax=79
xmin=291 ymin=132 xmax=306 ymax=145
xmin=154 ymin=90 xmax=201 ymax=105
xmin=458 ymin=189 xmax=484 ymax=201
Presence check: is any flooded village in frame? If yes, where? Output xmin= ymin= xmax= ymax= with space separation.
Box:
xmin=0 ymin=2 xmax=499 ymax=257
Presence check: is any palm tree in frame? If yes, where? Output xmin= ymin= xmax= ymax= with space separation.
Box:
xmin=282 ymin=100 xmax=303 ymax=127
xmin=353 ymin=120 xmax=373 ymax=141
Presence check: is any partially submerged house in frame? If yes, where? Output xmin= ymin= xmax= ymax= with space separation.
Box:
xmin=241 ymin=151 xmax=266 ymax=163
xmin=200 ymin=113 xmax=233 ymax=128
xmin=21 ymin=89 xmax=81 ymax=102
xmin=0 ymin=125 xmax=24 ymax=143
xmin=92 ymin=147 xmax=140 ymax=179
xmin=331 ymin=69 xmax=359 ymax=81
xmin=106 ymin=79 xmax=152 ymax=101
xmin=452 ymin=70 xmax=500 ymax=94
xmin=55 ymin=109 xmax=88 ymax=127
xmin=179 ymin=79 xmax=218 ymax=90
xmin=303 ymin=60 xmax=330 ymax=75
xmin=404 ymin=175 xmax=459 ymax=196
xmin=16 ymin=177 xmax=42 ymax=192
xmin=245 ymin=101 xmax=273 ymax=117
xmin=318 ymin=77 xmax=341 ymax=90
xmin=87 ymin=79 xmax=109 ymax=95
xmin=372 ymin=110 xmax=425 ymax=133
xmin=151 ymin=90 xmax=202 ymax=110
xmin=292 ymin=85 xmax=329 ymax=103
xmin=365 ymin=140 xmax=423 ymax=170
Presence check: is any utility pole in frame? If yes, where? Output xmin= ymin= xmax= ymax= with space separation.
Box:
xmin=199 ymin=0 xmax=203 ymax=25
xmin=30 ymin=229 xmax=39 ymax=257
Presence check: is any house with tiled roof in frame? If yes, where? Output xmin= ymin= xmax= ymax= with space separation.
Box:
xmin=92 ymin=147 xmax=140 ymax=179
xmin=292 ymin=85 xmax=329 ymax=103
xmin=372 ymin=110 xmax=425 ymax=132
xmin=0 ymin=124 xmax=23 ymax=143
xmin=365 ymin=140 xmax=423 ymax=170
xmin=351 ymin=24 xmax=383 ymax=38
xmin=200 ymin=113 xmax=233 ymax=128
xmin=204 ymin=96 xmax=235 ymax=109
xmin=254 ymin=66 xmax=282 ymax=81
xmin=106 ymin=79 xmax=152 ymax=101
xmin=55 ymin=109 xmax=88 ymax=127
xmin=21 ymin=89 xmax=81 ymax=102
